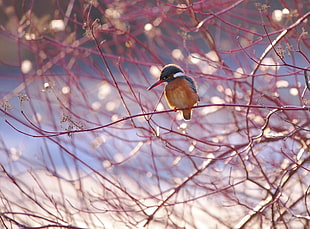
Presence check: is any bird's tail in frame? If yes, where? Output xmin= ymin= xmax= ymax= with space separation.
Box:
xmin=182 ymin=109 xmax=192 ymax=121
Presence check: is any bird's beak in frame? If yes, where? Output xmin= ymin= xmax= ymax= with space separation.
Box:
xmin=147 ymin=80 xmax=164 ymax=90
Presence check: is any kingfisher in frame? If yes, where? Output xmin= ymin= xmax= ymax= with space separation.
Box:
xmin=147 ymin=64 xmax=199 ymax=120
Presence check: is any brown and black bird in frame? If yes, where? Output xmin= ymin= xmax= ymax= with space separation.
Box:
xmin=148 ymin=64 xmax=199 ymax=120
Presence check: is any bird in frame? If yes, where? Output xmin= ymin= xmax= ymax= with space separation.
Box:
xmin=147 ymin=64 xmax=199 ymax=120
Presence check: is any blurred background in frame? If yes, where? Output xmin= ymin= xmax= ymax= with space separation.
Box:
xmin=0 ymin=0 xmax=309 ymax=228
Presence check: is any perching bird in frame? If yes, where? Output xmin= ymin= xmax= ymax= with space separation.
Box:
xmin=147 ymin=64 xmax=199 ymax=120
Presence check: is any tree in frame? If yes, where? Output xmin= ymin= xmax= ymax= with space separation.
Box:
xmin=0 ymin=0 xmax=309 ymax=228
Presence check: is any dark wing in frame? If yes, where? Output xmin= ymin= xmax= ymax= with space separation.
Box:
xmin=184 ymin=76 xmax=200 ymax=101
xmin=184 ymin=76 xmax=198 ymax=94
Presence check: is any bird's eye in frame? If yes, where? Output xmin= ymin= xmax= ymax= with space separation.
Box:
xmin=161 ymin=75 xmax=168 ymax=81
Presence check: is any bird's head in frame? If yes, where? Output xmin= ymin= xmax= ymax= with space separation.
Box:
xmin=147 ymin=64 xmax=184 ymax=90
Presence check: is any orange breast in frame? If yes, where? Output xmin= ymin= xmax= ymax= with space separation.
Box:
xmin=164 ymin=77 xmax=199 ymax=109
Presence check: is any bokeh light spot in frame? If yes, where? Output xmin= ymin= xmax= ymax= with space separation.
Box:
xmin=21 ymin=60 xmax=32 ymax=74
xmin=62 ymin=86 xmax=70 ymax=94
xmin=50 ymin=19 xmax=65 ymax=32
xmin=276 ymin=80 xmax=289 ymax=88
xmin=144 ymin=23 xmax=153 ymax=31
xmin=234 ymin=67 xmax=245 ymax=78
xmin=272 ymin=9 xmax=283 ymax=22
xmin=98 ymin=83 xmax=111 ymax=99
xmin=172 ymin=49 xmax=184 ymax=60
xmin=91 ymin=101 xmax=101 ymax=111
xmin=259 ymin=57 xmax=280 ymax=73
xmin=289 ymin=88 xmax=298 ymax=96
xmin=106 ymin=101 xmax=117 ymax=111
xmin=188 ymin=53 xmax=201 ymax=64
xmin=10 ymin=147 xmax=22 ymax=161
xmin=156 ymin=103 xmax=164 ymax=111
xmin=150 ymin=65 xmax=161 ymax=77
